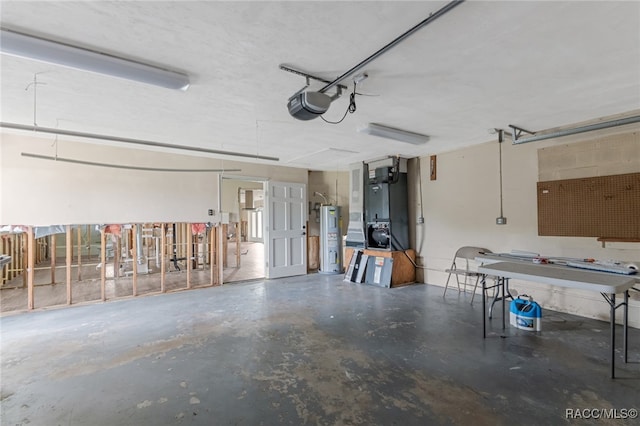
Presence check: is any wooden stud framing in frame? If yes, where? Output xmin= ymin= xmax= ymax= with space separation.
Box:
xmin=114 ymin=233 xmax=121 ymax=280
xmin=27 ymin=227 xmax=35 ymax=310
xmin=1 ymin=236 xmax=9 ymax=284
xmin=35 ymin=237 xmax=41 ymax=265
xmin=9 ymin=235 xmax=17 ymax=280
xmin=0 ymin=220 xmax=261 ymax=310
xmin=17 ymin=234 xmax=22 ymax=283
xmin=235 ymin=222 xmax=241 ymax=268
xmin=2 ymin=237 xmax=6 ymax=283
xmin=12 ymin=237 xmax=18 ymax=283
xmin=222 ymin=224 xmax=228 ymax=268
xmin=100 ymin=227 xmax=106 ymax=301
xmin=132 ymin=224 xmax=138 ymax=297
xmin=66 ymin=226 xmax=72 ymax=305
xmin=86 ymin=225 xmax=91 ymax=259
xmin=1 ymin=237 xmax=4 ymax=285
xmin=14 ymin=235 xmax=19 ymax=282
xmin=50 ymin=233 xmax=57 ymax=284
xmin=161 ymin=224 xmax=166 ymax=292
xmin=178 ymin=223 xmax=184 ymax=260
xmin=10 ymin=236 xmax=15 ymax=283
xmin=8 ymin=236 xmax=12 ymax=282
xmin=214 ymin=226 xmax=216 ymax=286
xmin=174 ymin=223 xmax=180 ymax=261
xmin=77 ymin=226 xmax=82 ymax=281
xmin=12 ymin=236 xmax=17 ymax=283
xmin=3 ymin=236 xmax=8 ymax=283
xmin=22 ymin=233 xmax=27 ymax=288
xmin=186 ymin=225 xmax=192 ymax=289
xmin=217 ymin=224 xmax=224 ymax=285
xmin=193 ymin=233 xmax=199 ymax=270
xmin=184 ymin=223 xmax=189 ymax=262
xmin=7 ymin=236 xmax=11 ymax=281
xmin=10 ymin=235 xmax=15 ymax=282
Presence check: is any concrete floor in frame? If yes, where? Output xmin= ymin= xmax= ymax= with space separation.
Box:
xmin=1 ymin=274 xmax=639 ymax=425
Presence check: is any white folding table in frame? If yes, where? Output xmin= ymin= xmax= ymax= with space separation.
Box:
xmin=477 ymin=261 xmax=637 ymax=379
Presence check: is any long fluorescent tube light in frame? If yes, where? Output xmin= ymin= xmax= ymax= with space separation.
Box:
xmin=1 ymin=122 xmax=280 ymax=162
xmin=359 ymin=123 xmax=430 ymax=145
xmin=0 ymin=28 xmax=190 ymax=90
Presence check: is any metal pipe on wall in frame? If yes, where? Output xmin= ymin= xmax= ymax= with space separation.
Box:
xmin=136 ymin=225 xmax=144 ymax=264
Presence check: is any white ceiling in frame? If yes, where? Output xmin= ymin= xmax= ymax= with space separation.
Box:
xmin=1 ymin=1 xmax=639 ymax=171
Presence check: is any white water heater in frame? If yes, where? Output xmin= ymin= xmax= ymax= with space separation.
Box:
xmin=319 ymin=205 xmax=342 ymax=274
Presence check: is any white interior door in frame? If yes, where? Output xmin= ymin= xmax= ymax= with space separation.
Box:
xmin=265 ymin=181 xmax=307 ymax=279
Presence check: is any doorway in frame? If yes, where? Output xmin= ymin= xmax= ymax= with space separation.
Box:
xmin=220 ymin=177 xmax=266 ymax=283
xmin=219 ymin=177 xmax=308 ymax=282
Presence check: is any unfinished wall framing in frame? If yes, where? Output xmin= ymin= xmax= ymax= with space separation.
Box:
xmin=1 ymin=232 xmax=26 ymax=286
xmin=0 ymin=222 xmax=248 ymax=313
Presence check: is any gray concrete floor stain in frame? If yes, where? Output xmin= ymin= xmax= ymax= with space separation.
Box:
xmin=1 ymin=275 xmax=639 ymax=425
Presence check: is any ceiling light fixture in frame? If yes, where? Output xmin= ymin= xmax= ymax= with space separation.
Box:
xmin=0 ymin=28 xmax=190 ymax=90
xmin=353 ymin=72 xmax=368 ymax=85
xmin=358 ymin=123 xmax=430 ymax=145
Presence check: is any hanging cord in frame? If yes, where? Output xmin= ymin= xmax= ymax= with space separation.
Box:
xmin=498 ymin=130 xmax=504 ymax=217
xmin=25 ymin=73 xmax=46 ymax=127
xmin=321 ymin=83 xmax=357 ymax=125
xmin=51 ymin=118 xmax=60 ymax=159
xmin=389 ymin=232 xmax=427 ymax=270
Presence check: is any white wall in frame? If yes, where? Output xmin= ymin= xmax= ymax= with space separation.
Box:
xmin=0 ymin=133 xmax=307 ymax=225
xmin=417 ymin=128 xmax=640 ymax=328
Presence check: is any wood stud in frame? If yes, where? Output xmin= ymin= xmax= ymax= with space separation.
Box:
xmin=186 ymin=225 xmax=192 ymax=289
xmin=27 ymin=227 xmax=35 ymax=310
xmin=132 ymin=225 xmax=138 ymax=297
xmin=66 ymin=226 xmax=72 ymax=304
xmin=77 ymin=226 xmax=82 ymax=281
xmin=214 ymin=227 xmax=216 ymax=286
xmin=236 ymin=222 xmax=241 ymax=268
xmin=100 ymin=227 xmax=106 ymax=301
xmin=1 ymin=222 xmax=232 ymax=310
xmin=161 ymin=224 xmax=166 ymax=292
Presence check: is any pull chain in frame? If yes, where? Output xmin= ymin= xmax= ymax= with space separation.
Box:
xmin=24 ymin=73 xmax=46 ymax=127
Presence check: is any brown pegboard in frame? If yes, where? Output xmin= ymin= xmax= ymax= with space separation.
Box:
xmin=537 ymin=172 xmax=640 ymax=238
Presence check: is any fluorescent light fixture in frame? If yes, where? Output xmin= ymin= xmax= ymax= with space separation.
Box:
xmin=358 ymin=123 xmax=430 ymax=145
xmin=0 ymin=28 xmax=190 ymax=90
xmin=353 ymin=72 xmax=368 ymax=84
